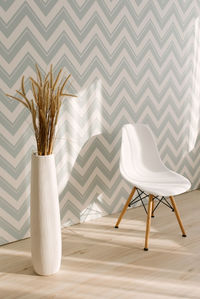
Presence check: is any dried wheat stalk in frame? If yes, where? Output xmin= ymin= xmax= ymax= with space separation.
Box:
xmin=6 ymin=64 xmax=77 ymax=155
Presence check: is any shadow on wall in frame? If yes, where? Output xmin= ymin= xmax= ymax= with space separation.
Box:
xmin=53 ymin=79 xmax=109 ymax=227
xmin=59 ymin=134 xmax=108 ymax=227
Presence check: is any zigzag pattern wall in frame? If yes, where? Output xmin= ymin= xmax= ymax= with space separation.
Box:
xmin=1 ymin=0 xmax=200 ymax=245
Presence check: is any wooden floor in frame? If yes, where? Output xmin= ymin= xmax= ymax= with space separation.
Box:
xmin=0 ymin=190 xmax=200 ymax=299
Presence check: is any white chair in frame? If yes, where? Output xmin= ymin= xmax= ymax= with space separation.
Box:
xmin=115 ymin=123 xmax=191 ymax=251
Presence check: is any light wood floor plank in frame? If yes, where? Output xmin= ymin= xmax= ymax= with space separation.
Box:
xmin=0 ymin=190 xmax=200 ymax=298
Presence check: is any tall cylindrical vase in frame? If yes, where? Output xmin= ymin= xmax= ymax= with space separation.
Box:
xmin=30 ymin=153 xmax=61 ymax=275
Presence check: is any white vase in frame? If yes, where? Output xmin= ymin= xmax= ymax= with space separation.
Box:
xmin=30 ymin=153 xmax=61 ymax=275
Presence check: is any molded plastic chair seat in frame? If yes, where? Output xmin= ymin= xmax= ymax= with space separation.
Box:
xmin=122 ymin=169 xmax=190 ymax=197
xmin=115 ymin=123 xmax=191 ymax=251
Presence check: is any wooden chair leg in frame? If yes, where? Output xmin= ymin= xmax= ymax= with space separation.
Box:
xmin=169 ymin=196 xmax=186 ymax=237
xmin=144 ymin=194 xmax=154 ymax=251
xmin=151 ymin=199 xmax=155 ymax=218
xmin=115 ymin=187 xmax=136 ymax=228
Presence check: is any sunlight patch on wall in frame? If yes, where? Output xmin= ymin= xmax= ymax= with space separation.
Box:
xmin=189 ymin=17 xmax=200 ymax=151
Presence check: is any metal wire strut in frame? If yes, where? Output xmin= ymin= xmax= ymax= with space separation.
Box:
xmin=128 ymin=188 xmax=174 ymax=215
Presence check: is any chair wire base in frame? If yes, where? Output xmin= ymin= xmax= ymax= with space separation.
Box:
xmin=128 ymin=188 xmax=174 ymax=215
xmin=115 ymin=186 xmax=187 ymax=251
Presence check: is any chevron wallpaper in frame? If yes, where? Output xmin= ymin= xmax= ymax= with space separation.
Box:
xmin=1 ymin=0 xmax=200 ymax=245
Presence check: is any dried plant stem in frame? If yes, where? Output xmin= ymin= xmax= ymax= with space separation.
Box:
xmin=6 ymin=64 xmax=77 ymax=155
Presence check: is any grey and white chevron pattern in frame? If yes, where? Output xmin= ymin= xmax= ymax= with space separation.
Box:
xmin=1 ymin=0 xmax=200 ymax=245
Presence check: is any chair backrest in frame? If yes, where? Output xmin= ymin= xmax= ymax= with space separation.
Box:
xmin=120 ymin=124 xmax=167 ymax=180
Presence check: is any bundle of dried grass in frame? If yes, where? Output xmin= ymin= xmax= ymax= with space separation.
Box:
xmin=6 ymin=64 xmax=76 ymax=155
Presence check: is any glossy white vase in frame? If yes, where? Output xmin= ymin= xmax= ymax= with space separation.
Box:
xmin=30 ymin=153 xmax=61 ymax=275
